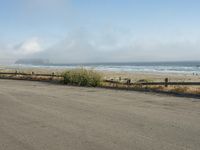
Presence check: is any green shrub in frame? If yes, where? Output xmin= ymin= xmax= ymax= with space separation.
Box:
xmin=62 ymin=68 xmax=102 ymax=87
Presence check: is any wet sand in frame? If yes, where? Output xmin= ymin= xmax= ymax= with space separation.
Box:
xmin=0 ymin=79 xmax=200 ymax=150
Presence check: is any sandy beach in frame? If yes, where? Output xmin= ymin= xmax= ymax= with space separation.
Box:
xmin=102 ymin=71 xmax=200 ymax=82
xmin=0 ymin=79 xmax=200 ymax=150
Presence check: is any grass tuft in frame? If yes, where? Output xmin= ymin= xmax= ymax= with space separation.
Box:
xmin=62 ymin=68 xmax=102 ymax=87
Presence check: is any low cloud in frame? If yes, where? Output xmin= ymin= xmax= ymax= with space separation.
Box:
xmin=32 ymin=29 xmax=200 ymax=63
xmin=14 ymin=38 xmax=43 ymax=55
xmin=1 ymin=29 xmax=200 ymax=64
xmin=0 ymin=37 xmax=44 ymax=64
xmin=0 ymin=42 xmax=14 ymax=64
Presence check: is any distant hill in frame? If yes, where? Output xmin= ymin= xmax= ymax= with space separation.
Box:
xmin=15 ymin=59 xmax=50 ymax=65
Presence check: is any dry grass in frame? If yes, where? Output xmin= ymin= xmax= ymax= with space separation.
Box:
xmin=139 ymin=85 xmax=200 ymax=95
xmin=101 ymin=81 xmax=200 ymax=96
xmin=170 ymin=86 xmax=189 ymax=93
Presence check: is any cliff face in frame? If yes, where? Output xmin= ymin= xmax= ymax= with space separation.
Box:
xmin=15 ymin=59 xmax=50 ymax=65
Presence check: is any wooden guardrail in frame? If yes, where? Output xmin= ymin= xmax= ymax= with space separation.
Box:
xmin=1 ymin=72 xmax=200 ymax=87
xmin=104 ymin=79 xmax=200 ymax=87
xmin=0 ymin=72 xmax=62 ymax=77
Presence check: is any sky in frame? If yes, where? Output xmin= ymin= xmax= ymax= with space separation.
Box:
xmin=0 ymin=0 xmax=200 ymax=64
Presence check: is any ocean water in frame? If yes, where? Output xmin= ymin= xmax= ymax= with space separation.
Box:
xmin=13 ymin=61 xmax=200 ymax=74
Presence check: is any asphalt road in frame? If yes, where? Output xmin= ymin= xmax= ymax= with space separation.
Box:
xmin=0 ymin=79 xmax=200 ymax=150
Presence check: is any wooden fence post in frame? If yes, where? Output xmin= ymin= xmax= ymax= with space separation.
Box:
xmin=51 ymin=72 xmax=55 ymax=80
xmin=165 ymin=78 xmax=168 ymax=87
xmin=127 ymin=79 xmax=131 ymax=85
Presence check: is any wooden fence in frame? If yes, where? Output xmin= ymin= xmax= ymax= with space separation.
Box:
xmin=0 ymin=72 xmax=200 ymax=87
xmin=0 ymin=72 xmax=62 ymax=77
xmin=104 ymin=79 xmax=200 ymax=87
